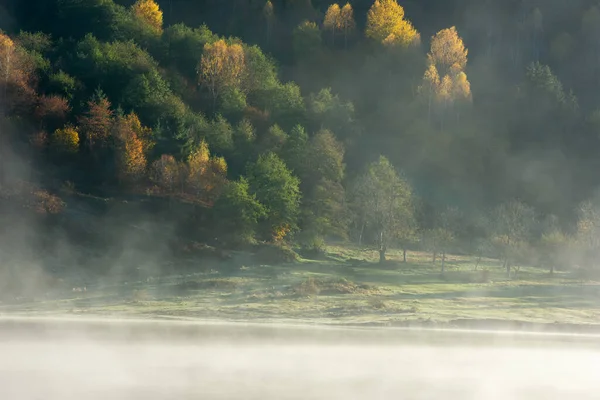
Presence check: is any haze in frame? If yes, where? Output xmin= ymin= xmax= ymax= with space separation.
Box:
xmin=3 ymin=1 xmax=600 ymax=399
xmin=0 ymin=318 xmax=599 ymax=400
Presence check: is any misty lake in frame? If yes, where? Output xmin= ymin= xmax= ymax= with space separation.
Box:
xmin=0 ymin=317 xmax=599 ymax=400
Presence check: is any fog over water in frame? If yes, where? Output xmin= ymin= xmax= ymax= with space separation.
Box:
xmin=0 ymin=317 xmax=599 ymax=400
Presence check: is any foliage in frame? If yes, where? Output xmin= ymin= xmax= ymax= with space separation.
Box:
xmin=51 ymin=125 xmax=80 ymax=155
xmin=365 ymin=0 xmax=420 ymax=47
xmin=213 ymin=177 xmax=266 ymax=244
xmin=131 ymin=0 xmax=163 ymax=34
xmin=349 ymin=156 xmax=414 ymax=262
xmin=246 ymin=152 xmax=301 ymax=241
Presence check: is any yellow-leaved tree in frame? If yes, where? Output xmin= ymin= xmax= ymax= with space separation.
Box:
xmin=51 ymin=125 xmax=80 ymax=155
xmin=421 ymin=64 xmax=440 ymax=121
xmin=366 ymin=0 xmax=420 ymax=47
xmin=340 ymin=3 xmax=356 ymax=48
xmin=131 ymin=0 xmax=164 ymax=34
xmin=324 ymin=3 xmax=341 ymax=45
xmin=427 ymin=26 xmax=468 ymax=77
xmin=198 ymin=40 xmax=246 ymax=110
xmin=186 ymin=140 xmax=228 ymax=204
xmin=0 ymin=33 xmax=15 ymax=91
xmin=113 ymin=112 xmax=152 ymax=185
xmin=421 ymin=26 xmax=472 ymax=126
xmin=263 ymin=1 xmax=275 ymax=45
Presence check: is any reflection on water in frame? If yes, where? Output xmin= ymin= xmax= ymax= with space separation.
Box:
xmin=0 ymin=317 xmax=599 ymax=400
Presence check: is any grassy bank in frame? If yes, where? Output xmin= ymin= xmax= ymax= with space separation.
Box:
xmin=1 ymin=245 xmax=599 ymax=329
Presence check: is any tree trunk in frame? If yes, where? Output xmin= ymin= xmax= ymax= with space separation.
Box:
xmin=403 ymin=248 xmax=407 ymax=263
xmin=358 ymin=221 xmax=365 ymax=246
xmin=441 ymin=251 xmax=446 ymax=273
xmin=432 ymin=251 xmax=437 ymax=264
xmin=475 ymin=255 xmax=481 ymax=271
xmin=506 ymin=260 xmax=511 ymax=278
xmin=344 ymin=28 xmax=348 ymax=49
xmin=378 ymin=230 xmax=386 ymax=264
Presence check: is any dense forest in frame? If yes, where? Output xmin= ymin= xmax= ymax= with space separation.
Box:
xmin=2 ymin=0 xmax=600 ymax=276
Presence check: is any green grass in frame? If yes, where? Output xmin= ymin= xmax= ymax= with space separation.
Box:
xmin=2 ymin=244 xmax=600 ymax=327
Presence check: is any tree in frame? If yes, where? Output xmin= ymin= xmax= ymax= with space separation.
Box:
xmin=260 ymin=124 xmax=287 ymax=154
xmin=131 ymin=0 xmax=163 ymax=34
xmin=246 ymin=152 xmax=301 ymax=241
xmin=198 ymin=40 xmax=246 ymax=110
xmin=323 ymin=4 xmax=341 ymax=46
xmin=186 ymin=140 xmax=228 ymax=204
xmin=365 ymin=0 xmax=420 ymax=47
xmin=340 ymin=3 xmax=356 ymax=49
xmin=427 ymin=27 xmax=468 ymax=77
xmin=539 ymin=225 xmax=568 ymax=275
xmin=113 ymin=113 xmax=150 ymax=186
xmin=0 ymin=32 xmax=15 ymax=106
xmin=349 ymin=156 xmax=414 ymax=263
xmin=575 ymin=197 xmax=600 ymax=270
xmin=429 ymin=207 xmax=460 ymax=272
xmin=297 ymin=129 xmax=347 ymax=242
xmin=423 ymin=27 xmax=471 ymax=127
xmin=51 ymin=125 xmax=80 ymax=155
xmin=77 ymin=90 xmax=114 ymax=155
xmin=263 ymin=1 xmax=275 ymax=46
xmin=213 ymin=177 xmax=266 ymax=244
xmin=420 ymin=64 xmax=440 ymax=122
xmin=292 ymin=21 xmax=322 ymax=60
xmin=492 ymin=200 xmax=536 ymax=277
xmin=116 ymin=128 xmax=146 ymax=185
xmin=150 ymin=154 xmax=182 ymax=196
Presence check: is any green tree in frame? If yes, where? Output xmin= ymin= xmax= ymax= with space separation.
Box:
xmin=349 ymin=156 xmax=414 ymax=263
xmin=292 ymin=21 xmax=322 ymax=60
xmin=492 ymin=200 xmax=536 ymax=278
xmin=246 ymin=152 xmax=301 ymax=241
xmin=213 ymin=177 xmax=266 ymax=244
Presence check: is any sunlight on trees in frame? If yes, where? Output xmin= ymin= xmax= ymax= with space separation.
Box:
xmin=198 ymin=40 xmax=246 ymax=110
xmin=51 ymin=125 xmax=80 ymax=155
xmin=366 ymin=0 xmax=420 ymax=47
xmin=131 ymin=0 xmax=164 ymax=34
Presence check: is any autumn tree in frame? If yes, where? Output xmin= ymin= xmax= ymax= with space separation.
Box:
xmin=365 ymin=0 xmax=420 ymax=47
xmin=340 ymin=3 xmax=355 ymax=49
xmin=422 ymin=27 xmax=472 ymax=127
xmin=263 ymin=1 xmax=275 ymax=46
xmin=51 ymin=125 xmax=80 ymax=156
xmin=150 ymin=154 xmax=183 ymax=196
xmin=0 ymin=33 xmax=15 ymax=106
xmin=198 ymin=40 xmax=246 ymax=110
xmin=427 ymin=27 xmax=468 ymax=77
xmin=113 ymin=112 xmax=151 ymax=186
xmin=349 ymin=156 xmax=414 ymax=263
xmin=131 ymin=0 xmax=163 ymax=34
xmin=323 ymin=4 xmax=341 ymax=46
xmin=186 ymin=140 xmax=228 ymax=204
xmin=77 ymin=90 xmax=114 ymax=155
